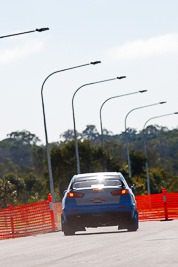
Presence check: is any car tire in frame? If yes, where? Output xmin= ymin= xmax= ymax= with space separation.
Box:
xmin=127 ymin=213 xmax=138 ymax=232
xmin=127 ymin=223 xmax=138 ymax=232
xmin=63 ymin=222 xmax=75 ymax=236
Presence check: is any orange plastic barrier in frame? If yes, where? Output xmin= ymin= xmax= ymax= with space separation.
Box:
xmin=0 ymin=194 xmax=55 ymax=240
xmin=53 ymin=202 xmax=62 ymax=230
xmin=165 ymin=193 xmax=178 ymax=220
xmin=1 ymin=189 xmax=177 ymax=240
xmin=136 ymin=188 xmax=178 ymax=221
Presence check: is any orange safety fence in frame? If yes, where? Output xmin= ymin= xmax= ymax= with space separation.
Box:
xmin=53 ymin=202 xmax=62 ymax=230
xmin=166 ymin=193 xmax=178 ymax=219
xmin=1 ymin=189 xmax=178 ymax=240
xmin=135 ymin=188 xmax=178 ymax=221
xmin=0 ymin=194 xmax=55 ymax=240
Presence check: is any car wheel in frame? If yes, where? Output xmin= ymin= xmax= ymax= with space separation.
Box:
xmin=128 ymin=215 xmax=138 ymax=232
xmin=63 ymin=222 xmax=75 ymax=236
xmin=128 ymin=223 xmax=138 ymax=232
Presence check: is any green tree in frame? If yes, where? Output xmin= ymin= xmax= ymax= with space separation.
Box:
xmin=0 ymin=124 xmax=178 ymax=204
xmin=0 ymin=130 xmax=40 ymax=167
xmin=130 ymin=149 xmax=146 ymax=177
xmin=24 ymin=173 xmax=45 ymax=203
xmin=2 ymin=173 xmax=25 ymax=204
xmin=169 ymin=177 xmax=178 ymax=193
xmin=32 ymin=146 xmax=46 ymax=175
xmin=126 ymin=128 xmax=138 ymax=142
xmin=7 ymin=130 xmax=40 ymax=145
xmin=0 ymin=179 xmax=17 ymax=208
xmin=60 ymin=129 xmax=80 ymax=142
xmin=50 ymin=140 xmax=122 ymax=200
xmin=104 ymin=139 xmax=126 ymax=165
xmin=132 ymin=176 xmax=147 ymax=196
xmin=0 ymin=163 xmax=6 ymax=178
xmin=82 ymin=125 xmax=99 ymax=141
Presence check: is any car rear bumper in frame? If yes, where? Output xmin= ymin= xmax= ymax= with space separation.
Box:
xmin=63 ymin=202 xmax=135 ymax=215
xmin=64 ymin=211 xmax=133 ymax=227
xmin=62 ymin=204 xmax=137 ymax=228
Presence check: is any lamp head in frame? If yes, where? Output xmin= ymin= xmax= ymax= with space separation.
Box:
xmin=174 ymin=112 xmax=178 ymax=114
xmin=36 ymin=28 xmax=49 ymax=32
xmin=91 ymin=61 xmax=101 ymax=65
xmin=139 ymin=90 xmax=147 ymax=93
xmin=117 ymin=76 xmax=126 ymax=79
xmin=159 ymin=101 xmax=167 ymax=104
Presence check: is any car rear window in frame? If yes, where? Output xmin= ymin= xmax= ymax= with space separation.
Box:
xmin=72 ymin=178 xmax=123 ymax=189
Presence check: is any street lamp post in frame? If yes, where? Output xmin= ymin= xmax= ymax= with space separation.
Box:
xmin=124 ymin=101 xmax=166 ymax=179
xmin=143 ymin=112 xmax=178 ymax=195
xmin=0 ymin=28 xmax=49 ymax=38
xmin=100 ymin=90 xmax=147 ymax=148
xmin=41 ymin=61 xmax=101 ymax=202
xmin=72 ymin=76 xmax=126 ymax=174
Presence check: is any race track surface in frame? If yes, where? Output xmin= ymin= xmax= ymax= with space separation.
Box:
xmin=0 ymin=220 xmax=178 ymax=267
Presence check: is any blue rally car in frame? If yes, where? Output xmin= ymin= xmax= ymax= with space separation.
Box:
xmin=61 ymin=172 xmax=138 ymax=235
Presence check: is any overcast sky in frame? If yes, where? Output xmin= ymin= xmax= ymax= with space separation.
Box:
xmin=1 ymin=0 xmax=178 ymax=144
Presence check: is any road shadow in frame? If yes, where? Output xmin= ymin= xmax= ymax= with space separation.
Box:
xmin=75 ymin=229 xmax=128 ymax=236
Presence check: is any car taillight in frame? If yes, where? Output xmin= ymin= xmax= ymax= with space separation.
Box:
xmin=67 ymin=192 xmax=84 ymax=198
xmin=121 ymin=189 xmax=129 ymax=194
xmin=111 ymin=189 xmax=130 ymax=196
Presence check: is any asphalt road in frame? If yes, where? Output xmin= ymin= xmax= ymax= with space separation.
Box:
xmin=0 ymin=220 xmax=178 ymax=267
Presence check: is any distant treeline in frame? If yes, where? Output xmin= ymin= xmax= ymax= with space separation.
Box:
xmin=0 ymin=125 xmax=178 ymax=208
